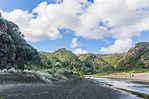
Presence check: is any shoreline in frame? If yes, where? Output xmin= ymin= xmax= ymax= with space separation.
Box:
xmin=90 ymin=74 xmax=149 ymax=99
xmin=107 ymin=77 xmax=149 ymax=84
xmin=94 ymin=73 xmax=149 ymax=84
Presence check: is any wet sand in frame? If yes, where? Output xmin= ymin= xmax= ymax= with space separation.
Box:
xmin=0 ymin=74 xmax=140 ymax=99
xmin=106 ymin=73 xmax=149 ymax=84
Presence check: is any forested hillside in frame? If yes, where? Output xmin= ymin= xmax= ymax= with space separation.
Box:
xmin=0 ymin=15 xmax=41 ymax=70
xmin=40 ymin=42 xmax=149 ymax=74
xmin=39 ymin=48 xmax=93 ymax=74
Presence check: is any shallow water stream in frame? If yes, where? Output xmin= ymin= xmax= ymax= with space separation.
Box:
xmin=91 ymin=77 xmax=149 ymax=99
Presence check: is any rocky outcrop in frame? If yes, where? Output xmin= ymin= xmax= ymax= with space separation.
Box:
xmin=124 ymin=46 xmax=144 ymax=61
xmin=0 ymin=15 xmax=16 ymax=69
xmin=118 ymin=42 xmax=149 ymax=70
xmin=0 ymin=14 xmax=41 ymax=69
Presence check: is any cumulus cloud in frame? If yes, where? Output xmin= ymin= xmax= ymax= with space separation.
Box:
xmin=91 ymin=0 xmax=149 ymax=39
xmin=100 ymin=39 xmax=133 ymax=54
xmin=0 ymin=0 xmax=113 ymax=41
xmin=0 ymin=0 xmax=149 ymax=53
xmin=70 ymin=38 xmax=81 ymax=48
xmin=0 ymin=1 xmax=90 ymax=41
xmin=0 ymin=8 xmax=63 ymax=42
xmin=74 ymin=48 xmax=88 ymax=55
xmin=1 ymin=0 xmax=149 ymax=41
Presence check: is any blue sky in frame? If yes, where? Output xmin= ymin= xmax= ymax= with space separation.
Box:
xmin=0 ymin=0 xmax=149 ymax=54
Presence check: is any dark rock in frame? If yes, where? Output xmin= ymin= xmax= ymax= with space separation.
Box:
xmin=0 ymin=14 xmax=41 ymax=70
xmin=118 ymin=42 xmax=149 ymax=69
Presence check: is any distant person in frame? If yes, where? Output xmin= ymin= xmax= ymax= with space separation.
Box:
xmin=86 ymin=76 xmax=91 ymax=79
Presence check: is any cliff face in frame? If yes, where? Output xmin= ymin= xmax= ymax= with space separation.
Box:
xmin=0 ymin=17 xmax=16 ymax=69
xmin=118 ymin=42 xmax=149 ymax=70
xmin=0 ymin=15 xmax=41 ymax=69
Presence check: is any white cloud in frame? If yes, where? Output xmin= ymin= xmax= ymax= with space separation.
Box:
xmin=0 ymin=0 xmax=111 ymax=41
xmin=74 ymin=48 xmax=88 ymax=55
xmin=1 ymin=0 xmax=149 ymax=41
xmin=92 ymin=0 xmax=149 ymax=39
xmin=0 ymin=8 xmax=63 ymax=42
xmin=0 ymin=0 xmax=149 ymax=53
xmin=0 ymin=1 xmax=90 ymax=41
xmin=100 ymin=39 xmax=133 ymax=54
xmin=70 ymin=38 xmax=81 ymax=48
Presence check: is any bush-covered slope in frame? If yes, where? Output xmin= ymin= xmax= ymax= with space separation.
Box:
xmin=117 ymin=42 xmax=149 ymax=71
xmin=98 ymin=53 xmax=126 ymax=68
xmin=78 ymin=53 xmax=114 ymax=73
xmin=0 ymin=15 xmax=41 ymax=69
xmin=39 ymin=48 xmax=93 ymax=74
xmin=40 ymin=42 xmax=149 ymax=74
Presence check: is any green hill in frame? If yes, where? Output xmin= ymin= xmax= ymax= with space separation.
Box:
xmin=98 ymin=53 xmax=126 ymax=68
xmin=40 ymin=42 xmax=149 ymax=74
xmin=78 ymin=53 xmax=114 ymax=73
xmin=39 ymin=48 xmax=93 ymax=74
xmin=117 ymin=42 xmax=149 ymax=72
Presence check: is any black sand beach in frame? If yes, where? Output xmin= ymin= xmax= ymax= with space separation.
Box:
xmin=0 ymin=74 xmax=139 ymax=99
